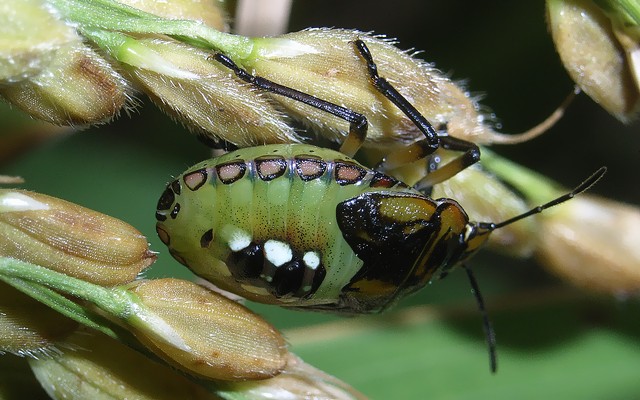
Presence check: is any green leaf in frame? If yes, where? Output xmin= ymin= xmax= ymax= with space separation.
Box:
xmin=289 ymin=290 xmax=640 ymax=399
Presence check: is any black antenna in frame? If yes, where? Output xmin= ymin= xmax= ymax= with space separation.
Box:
xmin=463 ymin=264 xmax=497 ymax=373
xmin=481 ymin=166 xmax=607 ymax=231
xmin=463 ymin=166 xmax=606 ymax=373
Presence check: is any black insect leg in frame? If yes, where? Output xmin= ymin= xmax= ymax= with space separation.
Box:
xmin=196 ymin=132 xmax=239 ymax=151
xmin=212 ymin=53 xmax=368 ymax=157
xmin=375 ymin=136 xmax=479 ymax=191
xmin=354 ymin=39 xmax=480 ymax=180
xmin=413 ymin=136 xmax=480 ymax=190
xmin=463 ymin=264 xmax=497 ymax=374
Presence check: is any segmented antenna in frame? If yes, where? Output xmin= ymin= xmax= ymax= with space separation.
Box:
xmin=465 ymin=166 xmax=606 ymax=373
xmin=480 ymin=166 xmax=607 ymax=231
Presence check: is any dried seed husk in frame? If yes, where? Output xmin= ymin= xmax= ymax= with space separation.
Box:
xmin=119 ymin=36 xmax=298 ymax=147
xmin=0 ymin=0 xmax=77 ymax=83
xmin=245 ymin=28 xmax=557 ymax=149
xmin=0 ymin=175 xmax=24 ymax=184
xmin=247 ymin=28 xmax=457 ymax=149
xmin=28 ymin=330 xmax=221 ymax=400
xmin=0 ymin=0 xmax=130 ymax=125
xmin=0 ymin=190 xmax=155 ymax=286
xmin=125 ymin=278 xmax=288 ymax=381
xmin=0 ymin=259 xmax=285 ymax=382
xmin=0 ymin=41 xmax=131 ymax=126
xmin=547 ymin=0 xmax=640 ymax=121
xmin=221 ymin=353 xmax=367 ymax=400
xmin=536 ymin=194 xmax=640 ymax=296
xmin=479 ymin=149 xmax=640 ymax=296
xmin=612 ymin=25 xmax=640 ymax=91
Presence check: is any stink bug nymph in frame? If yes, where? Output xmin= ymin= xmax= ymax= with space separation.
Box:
xmin=157 ymin=40 xmax=604 ymax=373
xmin=156 ymin=144 xmax=604 ymax=315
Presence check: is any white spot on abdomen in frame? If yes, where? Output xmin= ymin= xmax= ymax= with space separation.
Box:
xmin=228 ymin=229 xmax=251 ymax=251
xmin=303 ymin=251 xmax=320 ymax=269
xmin=264 ymin=240 xmax=293 ymax=267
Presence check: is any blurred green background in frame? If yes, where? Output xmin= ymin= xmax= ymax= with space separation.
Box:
xmin=2 ymin=1 xmax=640 ymax=399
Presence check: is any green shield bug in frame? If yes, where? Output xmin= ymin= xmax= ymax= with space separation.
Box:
xmin=156 ymin=143 xmax=604 ymax=372
xmin=157 ymin=40 xmax=604 ymax=373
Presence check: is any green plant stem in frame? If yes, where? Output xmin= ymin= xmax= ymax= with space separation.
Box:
xmin=0 ymin=257 xmax=132 ymax=319
xmin=479 ymin=148 xmax=563 ymax=204
xmin=610 ymin=0 xmax=640 ymax=24
xmin=82 ymin=29 xmax=200 ymax=78
xmin=1 ymin=274 xmax=125 ymax=338
xmin=46 ymin=0 xmax=254 ymax=59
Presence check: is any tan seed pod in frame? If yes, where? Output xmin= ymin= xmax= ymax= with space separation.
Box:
xmin=227 ymin=353 xmax=367 ymax=400
xmin=0 ymin=0 xmax=77 ymax=83
xmin=121 ymin=37 xmax=298 ymax=147
xmin=0 ymin=189 xmax=155 ymax=286
xmin=547 ymin=0 xmax=640 ymax=121
xmin=241 ymin=28 xmax=564 ymax=150
xmin=125 ymin=278 xmax=288 ymax=381
xmin=0 ymin=0 xmax=131 ymax=125
xmin=536 ymin=194 xmax=640 ymax=296
xmin=0 ymin=0 xmax=130 ymax=125
xmin=0 ymin=41 xmax=131 ymax=126
xmin=0 ymin=175 xmax=24 ymax=184
xmin=28 ymin=330 xmax=221 ymax=400
xmin=612 ymin=26 xmax=640 ymax=92
xmin=603 ymin=2 xmax=640 ymax=92
xmin=0 ymin=282 xmax=77 ymax=357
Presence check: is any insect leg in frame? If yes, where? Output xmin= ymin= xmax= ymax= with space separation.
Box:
xmin=414 ymin=136 xmax=481 ymax=190
xmin=212 ymin=53 xmax=368 ymax=157
xmin=354 ymin=39 xmax=480 ymax=179
xmin=463 ymin=264 xmax=497 ymax=374
xmin=196 ymin=132 xmax=239 ymax=151
xmin=375 ymin=134 xmax=480 ymax=190
xmin=375 ymin=140 xmax=436 ymax=172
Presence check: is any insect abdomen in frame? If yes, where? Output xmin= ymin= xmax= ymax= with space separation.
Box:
xmin=156 ymin=144 xmax=470 ymax=313
xmin=157 ymin=145 xmax=399 ymax=307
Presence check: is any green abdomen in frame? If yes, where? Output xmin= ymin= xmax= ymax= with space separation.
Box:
xmin=157 ymin=145 xmax=402 ymax=307
xmin=155 ymin=144 xmax=456 ymax=313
